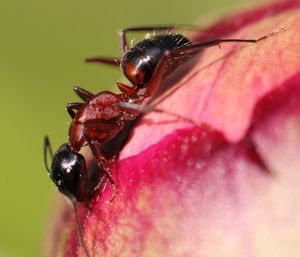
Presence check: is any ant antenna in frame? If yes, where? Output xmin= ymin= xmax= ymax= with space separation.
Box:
xmin=71 ymin=201 xmax=92 ymax=257
xmin=44 ymin=136 xmax=53 ymax=174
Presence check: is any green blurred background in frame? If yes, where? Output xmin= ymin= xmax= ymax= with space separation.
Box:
xmin=0 ymin=0 xmax=252 ymax=256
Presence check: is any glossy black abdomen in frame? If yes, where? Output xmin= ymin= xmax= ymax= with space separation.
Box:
xmin=121 ymin=34 xmax=190 ymax=88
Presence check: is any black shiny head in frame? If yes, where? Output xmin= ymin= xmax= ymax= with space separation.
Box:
xmin=121 ymin=43 xmax=162 ymax=88
xmin=121 ymin=34 xmax=190 ymax=89
xmin=44 ymin=137 xmax=88 ymax=202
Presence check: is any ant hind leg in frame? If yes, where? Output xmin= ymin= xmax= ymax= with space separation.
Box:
xmin=172 ymin=26 xmax=286 ymax=55
xmin=139 ymin=26 xmax=286 ymax=101
xmin=83 ymin=119 xmax=123 ymax=202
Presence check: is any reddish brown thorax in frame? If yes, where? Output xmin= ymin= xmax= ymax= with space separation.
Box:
xmin=68 ymin=91 xmax=133 ymax=152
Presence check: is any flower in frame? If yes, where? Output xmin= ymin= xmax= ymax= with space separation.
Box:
xmin=44 ymin=1 xmax=300 ymax=256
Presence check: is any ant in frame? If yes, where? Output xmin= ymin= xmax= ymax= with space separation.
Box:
xmin=44 ymin=25 xmax=284 ymax=257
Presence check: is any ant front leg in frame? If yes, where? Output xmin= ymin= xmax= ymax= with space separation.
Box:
xmin=173 ymin=26 xmax=285 ymax=54
xmin=85 ymin=25 xmax=184 ymax=66
xmin=140 ymin=27 xmax=285 ymax=100
xmin=119 ymin=24 xmax=206 ymax=54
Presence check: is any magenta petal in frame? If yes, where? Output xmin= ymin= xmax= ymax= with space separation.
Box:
xmin=84 ymin=128 xmax=271 ymax=256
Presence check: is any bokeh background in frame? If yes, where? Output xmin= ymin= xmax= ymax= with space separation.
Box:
xmin=0 ymin=0 xmax=256 ymax=256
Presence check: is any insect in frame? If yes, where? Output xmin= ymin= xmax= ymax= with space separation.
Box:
xmin=44 ymin=25 xmax=284 ymax=257
xmin=45 ymin=25 xmax=283 ymax=204
xmin=43 ymin=86 xmax=142 ymax=202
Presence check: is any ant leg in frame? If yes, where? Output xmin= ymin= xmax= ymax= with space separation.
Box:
xmin=84 ymin=56 xmax=121 ymax=67
xmin=119 ymin=25 xmax=175 ymax=54
xmin=119 ymin=24 xmax=204 ymax=54
xmin=141 ymin=27 xmax=285 ymax=99
xmin=85 ymin=137 xmax=117 ymax=202
xmin=43 ymin=136 xmax=53 ymax=174
xmin=137 ymin=35 xmax=258 ymax=99
xmin=73 ymin=86 xmax=94 ymax=102
xmin=83 ymin=119 xmax=124 ymax=201
xmin=172 ymin=26 xmax=285 ymax=54
xmin=85 ymin=25 xmax=197 ymax=64
xmin=66 ymin=102 xmax=84 ymax=119
xmin=142 ymin=50 xmax=172 ymax=99
xmin=117 ymin=49 xmax=171 ymax=103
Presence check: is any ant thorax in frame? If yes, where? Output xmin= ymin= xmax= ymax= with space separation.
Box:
xmin=68 ymin=91 xmax=138 ymax=153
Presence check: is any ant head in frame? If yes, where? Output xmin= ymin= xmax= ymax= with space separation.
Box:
xmin=44 ymin=140 xmax=88 ymax=202
xmin=121 ymin=45 xmax=162 ymax=89
xmin=121 ymin=61 xmax=148 ymax=88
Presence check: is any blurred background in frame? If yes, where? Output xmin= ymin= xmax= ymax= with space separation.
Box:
xmin=0 ymin=0 xmax=255 ymax=256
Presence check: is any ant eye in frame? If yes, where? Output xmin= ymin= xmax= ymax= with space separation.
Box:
xmin=50 ymin=144 xmax=88 ymax=201
xmin=65 ymin=167 xmax=71 ymax=173
xmin=63 ymin=166 xmax=75 ymax=180
xmin=56 ymin=179 xmax=63 ymax=187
